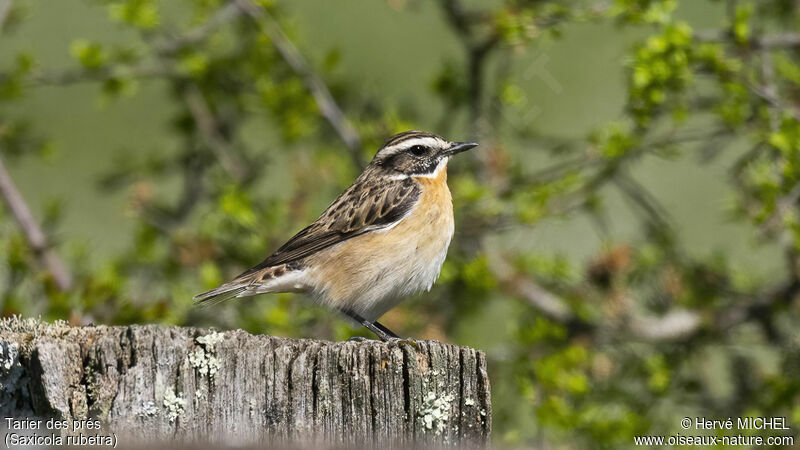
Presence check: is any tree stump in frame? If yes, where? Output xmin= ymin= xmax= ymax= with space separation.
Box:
xmin=0 ymin=318 xmax=491 ymax=446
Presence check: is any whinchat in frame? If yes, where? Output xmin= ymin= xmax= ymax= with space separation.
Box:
xmin=194 ymin=131 xmax=478 ymax=340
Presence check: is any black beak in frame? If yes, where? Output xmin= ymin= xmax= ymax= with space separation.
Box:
xmin=445 ymin=141 xmax=479 ymax=156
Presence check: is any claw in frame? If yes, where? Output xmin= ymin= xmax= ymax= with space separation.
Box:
xmin=387 ymin=338 xmax=419 ymax=349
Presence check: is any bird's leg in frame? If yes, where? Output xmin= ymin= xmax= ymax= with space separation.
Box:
xmin=371 ymin=321 xmax=418 ymax=348
xmin=341 ymin=310 xmax=400 ymax=342
xmin=372 ymin=320 xmax=400 ymax=339
xmin=357 ymin=317 xmax=397 ymax=342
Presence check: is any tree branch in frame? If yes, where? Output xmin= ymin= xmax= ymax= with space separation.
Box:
xmin=490 ymin=253 xmax=575 ymax=323
xmin=438 ymin=0 xmax=499 ymax=136
xmin=234 ymin=0 xmax=364 ymax=166
xmin=497 ymin=267 xmax=705 ymax=342
xmin=0 ymin=153 xmax=72 ymax=291
xmin=693 ymin=29 xmax=800 ymax=120
xmin=488 ymin=252 xmax=704 ymax=342
xmin=15 ymin=0 xmax=365 ymax=174
xmin=22 ymin=1 xmax=243 ymax=86
xmin=628 ymin=309 xmax=701 ymax=341
xmin=493 ymin=240 xmax=800 ymax=344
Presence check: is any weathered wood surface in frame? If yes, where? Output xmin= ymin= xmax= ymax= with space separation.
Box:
xmin=0 ymin=319 xmax=491 ymax=445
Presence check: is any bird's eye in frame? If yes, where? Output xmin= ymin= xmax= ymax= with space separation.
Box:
xmin=409 ymin=145 xmax=427 ymax=157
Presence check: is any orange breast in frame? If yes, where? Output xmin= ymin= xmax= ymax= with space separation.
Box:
xmin=411 ymin=163 xmax=453 ymax=242
xmin=306 ymin=165 xmax=455 ymax=319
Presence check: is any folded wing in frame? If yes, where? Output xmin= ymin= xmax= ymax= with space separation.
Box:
xmin=194 ymin=177 xmax=421 ymax=303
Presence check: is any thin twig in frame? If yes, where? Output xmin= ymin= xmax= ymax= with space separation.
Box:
xmin=0 ymin=0 xmax=12 ymax=33
xmin=695 ymin=27 xmax=800 ymax=121
xmin=21 ymin=1 xmax=243 ymax=85
xmin=760 ymin=181 xmax=800 ymax=237
xmin=746 ymin=80 xmax=800 ymax=122
xmin=647 ymin=127 xmax=730 ymax=147
xmin=614 ymin=172 xmax=673 ymax=233
xmin=695 ymin=30 xmax=800 ymax=49
xmin=156 ymin=1 xmax=243 ymax=54
xmin=0 ymin=152 xmax=72 ymax=291
xmin=489 ymin=253 xmax=574 ymax=322
xmin=24 ymin=65 xmax=176 ymax=87
xmin=438 ymin=0 xmax=499 ymax=136
xmin=759 ymin=33 xmax=800 ymax=48
xmin=183 ymin=84 xmax=249 ymax=181
xmin=142 ymin=148 xmax=209 ymax=231
xmin=235 ymin=0 xmax=364 ymax=166
xmin=628 ymin=309 xmax=702 ymax=341
xmin=760 ymin=50 xmax=779 ymax=132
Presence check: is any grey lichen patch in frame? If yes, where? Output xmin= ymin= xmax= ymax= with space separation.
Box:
xmin=188 ymin=348 xmax=220 ymax=378
xmin=0 ymin=315 xmax=70 ymax=338
xmin=83 ymin=364 xmax=99 ymax=403
xmin=0 ymin=341 xmax=31 ymax=416
xmin=136 ymin=401 xmax=159 ymax=418
xmin=1 ymin=341 xmax=22 ymax=394
xmin=163 ymin=388 xmax=185 ymax=423
xmin=417 ymin=391 xmax=455 ymax=436
xmin=187 ymin=331 xmax=224 ymax=381
xmin=1 ymin=341 xmax=19 ymax=372
xmin=196 ymin=331 xmax=224 ymax=349
xmin=248 ymin=398 xmax=258 ymax=419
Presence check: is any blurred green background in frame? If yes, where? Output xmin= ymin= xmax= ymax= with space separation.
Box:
xmin=1 ymin=0 xmax=799 ymax=447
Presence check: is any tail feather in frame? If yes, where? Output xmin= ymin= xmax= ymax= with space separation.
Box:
xmin=194 ymin=264 xmax=299 ymax=306
xmin=193 ymin=282 xmax=249 ymax=305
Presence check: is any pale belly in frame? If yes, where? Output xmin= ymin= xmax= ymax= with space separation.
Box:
xmin=305 ymin=182 xmax=454 ymax=321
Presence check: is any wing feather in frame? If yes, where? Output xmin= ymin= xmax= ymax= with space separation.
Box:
xmin=237 ymin=177 xmax=420 ymax=277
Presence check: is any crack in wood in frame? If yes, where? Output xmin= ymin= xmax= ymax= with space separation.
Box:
xmin=1 ymin=323 xmax=491 ymax=445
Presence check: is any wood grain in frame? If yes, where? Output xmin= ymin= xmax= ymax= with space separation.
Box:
xmin=0 ymin=322 xmax=491 ymax=446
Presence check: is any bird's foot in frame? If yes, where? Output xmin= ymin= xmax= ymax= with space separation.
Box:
xmin=385 ymin=337 xmax=419 ymax=349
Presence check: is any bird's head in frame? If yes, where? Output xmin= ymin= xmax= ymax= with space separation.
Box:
xmin=369 ymin=131 xmax=478 ymax=178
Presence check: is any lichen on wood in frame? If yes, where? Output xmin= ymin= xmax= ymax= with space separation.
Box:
xmin=0 ymin=318 xmax=491 ymax=445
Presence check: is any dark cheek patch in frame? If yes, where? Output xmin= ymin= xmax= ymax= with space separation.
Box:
xmin=412 ymin=158 xmax=440 ymax=175
xmin=382 ymin=152 xmax=441 ymax=176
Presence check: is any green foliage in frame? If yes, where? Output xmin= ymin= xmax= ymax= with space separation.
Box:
xmin=628 ymin=22 xmax=693 ymax=124
xmin=613 ymin=0 xmax=676 ymax=24
xmin=731 ymin=2 xmax=753 ymax=45
xmin=0 ymin=53 xmax=34 ymax=100
xmin=592 ymin=120 xmax=638 ymax=159
xmin=2 ymin=0 xmax=800 ymax=448
xmin=70 ymin=39 xmax=108 ymax=70
xmin=107 ymin=0 xmax=161 ymax=29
